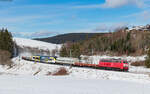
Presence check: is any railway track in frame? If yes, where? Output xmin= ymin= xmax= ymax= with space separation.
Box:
xmin=22 ymin=58 xmax=150 ymax=75
xmin=22 ymin=58 xmax=129 ymax=72
xmin=129 ymin=71 xmax=150 ymax=75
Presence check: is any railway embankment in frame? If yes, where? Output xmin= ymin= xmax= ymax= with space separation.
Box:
xmin=0 ymin=56 xmax=149 ymax=83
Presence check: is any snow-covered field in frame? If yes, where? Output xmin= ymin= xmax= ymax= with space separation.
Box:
xmin=0 ymin=57 xmax=150 ymax=94
xmin=0 ymin=75 xmax=150 ymax=94
xmin=13 ymin=37 xmax=61 ymax=51
xmin=0 ymin=57 xmax=149 ymax=84
xmin=6 ymin=38 xmax=150 ymax=84
xmin=0 ymin=57 xmax=149 ymax=94
xmin=0 ymin=38 xmax=149 ymax=94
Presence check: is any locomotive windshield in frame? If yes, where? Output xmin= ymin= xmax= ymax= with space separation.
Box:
xmin=123 ymin=61 xmax=128 ymax=63
xmin=100 ymin=59 xmax=128 ymax=63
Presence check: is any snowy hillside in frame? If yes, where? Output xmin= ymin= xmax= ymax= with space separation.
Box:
xmin=13 ymin=38 xmax=62 ymax=56
xmin=13 ymin=38 xmax=61 ymax=51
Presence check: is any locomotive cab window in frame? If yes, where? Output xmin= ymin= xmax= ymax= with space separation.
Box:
xmin=123 ymin=61 xmax=128 ymax=63
xmin=35 ymin=57 xmax=40 ymax=59
xmin=49 ymin=59 xmax=53 ymax=60
xmin=40 ymin=57 xmax=46 ymax=60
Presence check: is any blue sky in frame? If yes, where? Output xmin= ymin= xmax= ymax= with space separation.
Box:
xmin=0 ymin=0 xmax=150 ymax=38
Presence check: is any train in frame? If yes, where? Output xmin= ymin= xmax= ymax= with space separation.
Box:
xmin=74 ymin=58 xmax=129 ymax=71
xmin=22 ymin=55 xmax=129 ymax=72
xmin=22 ymin=55 xmax=57 ymax=63
xmin=99 ymin=59 xmax=129 ymax=71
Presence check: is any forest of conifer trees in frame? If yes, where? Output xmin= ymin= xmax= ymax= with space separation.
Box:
xmin=0 ymin=28 xmax=14 ymax=66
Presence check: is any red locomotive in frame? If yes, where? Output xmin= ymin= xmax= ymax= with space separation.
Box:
xmin=74 ymin=58 xmax=129 ymax=72
xmin=99 ymin=59 xmax=129 ymax=71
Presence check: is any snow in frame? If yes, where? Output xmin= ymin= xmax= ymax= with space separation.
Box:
xmin=130 ymin=66 xmax=150 ymax=74
xmin=0 ymin=56 xmax=149 ymax=94
xmin=0 ymin=57 xmax=149 ymax=84
xmin=13 ymin=37 xmax=61 ymax=51
xmin=128 ymin=25 xmax=146 ymax=31
xmin=0 ymin=37 xmax=149 ymax=93
xmin=0 ymin=75 xmax=150 ymax=94
xmin=81 ymin=55 xmax=147 ymax=64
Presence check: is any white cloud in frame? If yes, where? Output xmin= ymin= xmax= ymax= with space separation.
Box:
xmin=72 ymin=0 xmax=146 ymax=9
xmin=61 ymin=22 xmax=129 ymax=33
xmin=12 ymin=31 xmax=58 ymax=38
xmin=31 ymin=31 xmax=56 ymax=37
xmin=123 ymin=10 xmax=150 ymax=22
xmin=0 ymin=15 xmax=48 ymax=23
xmin=94 ymin=22 xmax=128 ymax=32
xmin=94 ymin=24 xmax=109 ymax=31
xmin=139 ymin=11 xmax=150 ymax=21
xmin=100 ymin=0 xmax=145 ymax=8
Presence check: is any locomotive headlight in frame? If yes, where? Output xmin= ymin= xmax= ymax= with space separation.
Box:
xmin=123 ymin=64 xmax=128 ymax=67
xmin=123 ymin=64 xmax=125 ymax=67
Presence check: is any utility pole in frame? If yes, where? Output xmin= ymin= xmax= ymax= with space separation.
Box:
xmin=92 ymin=49 xmax=94 ymax=56
xmin=70 ymin=49 xmax=72 ymax=57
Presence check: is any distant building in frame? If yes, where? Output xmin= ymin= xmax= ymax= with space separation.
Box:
xmin=126 ymin=24 xmax=150 ymax=32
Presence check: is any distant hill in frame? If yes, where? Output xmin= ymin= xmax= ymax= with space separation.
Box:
xmin=34 ymin=33 xmax=108 ymax=44
xmin=59 ymin=29 xmax=150 ymax=57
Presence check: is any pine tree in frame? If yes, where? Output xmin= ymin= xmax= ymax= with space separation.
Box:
xmin=0 ymin=28 xmax=14 ymax=56
xmin=5 ymin=29 xmax=13 ymax=54
xmin=145 ymin=48 xmax=150 ymax=68
xmin=60 ymin=44 xmax=68 ymax=57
